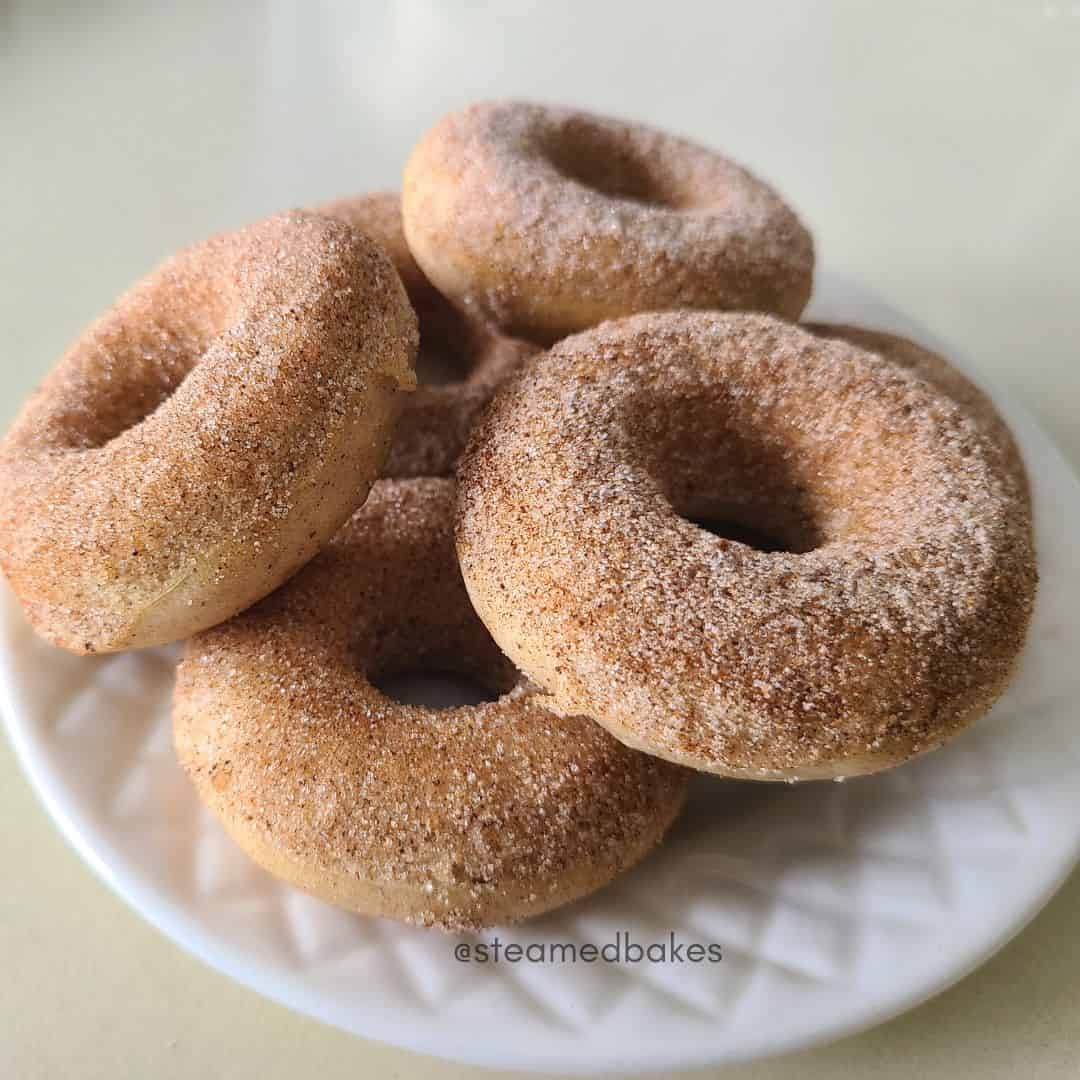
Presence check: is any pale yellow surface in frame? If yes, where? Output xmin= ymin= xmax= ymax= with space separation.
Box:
xmin=2 ymin=3 xmax=1079 ymax=1078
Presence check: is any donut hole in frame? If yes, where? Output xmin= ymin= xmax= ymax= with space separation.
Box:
xmin=371 ymin=651 xmax=519 ymax=711
xmin=411 ymin=296 xmax=476 ymax=387
xmin=631 ymin=396 xmax=831 ymax=554
xmin=543 ymin=123 xmax=677 ymax=208
xmin=351 ymin=495 xmax=525 ymax=711
xmin=59 ymin=295 xmax=229 ymax=450
xmin=364 ymin=604 xmax=521 ymax=712
xmin=76 ymin=369 xmax=194 ymax=448
xmin=415 ymin=340 xmax=468 ymax=386
xmin=677 ymin=502 xmax=821 ymax=555
xmin=685 ymin=517 xmax=792 ymax=553
xmin=62 ymin=342 xmax=206 ymax=450
xmin=373 ymin=668 xmax=500 ymax=709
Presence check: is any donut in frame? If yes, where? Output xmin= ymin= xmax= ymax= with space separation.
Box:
xmin=402 ymin=101 xmax=814 ymax=343
xmin=804 ymin=322 xmax=1029 ymax=492
xmin=316 ymin=191 xmax=440 ymax=314
xmin=316 ymin=192 xmax=537 ymax=476
xmin=455 ymin=311 xmax=1037 ymax=781
xmin=173 ymin=478 xmax=688 ymax=929
xmin=0 ymin=211 xmax=417 ymax=653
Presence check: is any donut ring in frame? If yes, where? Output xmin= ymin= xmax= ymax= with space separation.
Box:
xmin=0 ymin=211 xmax=417 ymax=653
xmin=316 ymin=192 xmax=537 ymax=476
xmin=804 ymin=322 xmax=1029 ymax=493
xmin=456 ymin=312 xmax=1037 ymax=780
xmin=403 ymin=101 xmax=814 ymax=343
xmin=173 ymin=478 xmax=688 ymax=929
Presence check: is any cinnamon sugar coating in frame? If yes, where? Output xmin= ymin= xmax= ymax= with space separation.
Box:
xmin=804 ymin=322 xmax=1028 ymax=493
xmin=173 ymin=479 xmax=688 ymax=929
xmin=0 ymin=211 xmax=418 ymax=652
xmin=402 ymin=101 xmax=814 ymax=343
xmin=456 ymin=312 xmax=1037 ymax=780
xmin=316 ymin=192 xmax=537 ymax=476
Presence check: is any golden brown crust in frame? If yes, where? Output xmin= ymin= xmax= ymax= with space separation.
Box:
xmin=316 ymin=191 xmax=435 ymax=306
xmin=803 ymin=322 xmax=1029 ymax=495
xmin=0 ymin=211 xmax=418 ymax=652
xmin=173 ymin=478 xmax=688 ymax=929
xmin=403 ymin=101 xmax=814 ymax=343
xmin=316 ymin=192 xmax=537 ymax=476
xmin=455 ymin=312 xmax=1037 ymax=780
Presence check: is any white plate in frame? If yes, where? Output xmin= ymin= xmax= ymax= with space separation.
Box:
xmin=3 ymin=273 xmax=1080 ymax=1075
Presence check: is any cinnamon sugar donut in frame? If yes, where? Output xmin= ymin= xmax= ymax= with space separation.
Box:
xmin=317 ymin=192 xmax=536 ymax=476
xmin=0 ymin=211 xmax=417 ymax=653
xmin=456 ymin=312 xmax=1037 ymax=780
xmin=402 ymin=101 xmax=814 ymax=343
xmin=173 ymin=479 xmax=687 ymax=929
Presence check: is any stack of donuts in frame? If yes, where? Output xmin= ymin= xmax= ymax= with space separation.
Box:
xmin=0 ymin=102 xmax=1037 ymax=930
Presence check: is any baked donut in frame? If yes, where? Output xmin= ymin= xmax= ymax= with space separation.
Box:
xmin=402 ymin=101 xmax=814 ymax=343
xmin=173 ymin=478 xmax=688 ymax=929
xmin=317 ymin=192 xmax=536 ymax=476
xmin=804 ymin=322 xmax=1028 ymax=492
xmin=456 ymin=312 xmax=1037 ymax=780
xmin=0 ymin=211 xmax=417 ymax=653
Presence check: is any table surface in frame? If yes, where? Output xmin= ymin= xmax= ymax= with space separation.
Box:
xmin=2 ymin=4 xmax=1079 ymax=1078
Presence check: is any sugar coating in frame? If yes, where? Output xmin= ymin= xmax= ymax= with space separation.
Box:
xmin=316 ymin=192 xmax=538 ymax=476
xmin=456 ymin=312 xmax=1037 ymax=780
xmin=173 ymin=479 xmax=688 ymax=930
xmin=402 ymin=101 xmax=814 ymax=343
xmin=0 ymin=211 xmax=418 ymax=652
xmin=804 ymin=322 xmax=1029 ymax=495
